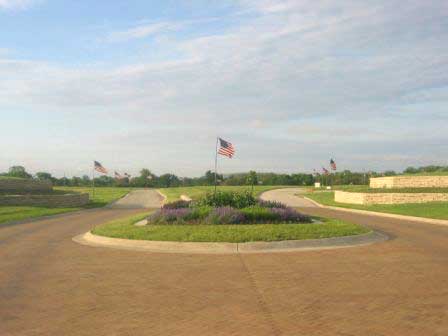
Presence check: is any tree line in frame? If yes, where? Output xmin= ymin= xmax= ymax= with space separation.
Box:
xmin=1 ymin=165 xmax=447 ymax=188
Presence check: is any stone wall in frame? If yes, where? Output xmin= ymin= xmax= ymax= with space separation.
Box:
xmin=335 ymin=190 xmax=448 ymax=205
xmin=0 ymin=179 xmax=52 ymax=193
xmin=0 ymin=193 xmax=89 ymax=207
xmin=370 ymin=176 xmax=448 ymax=189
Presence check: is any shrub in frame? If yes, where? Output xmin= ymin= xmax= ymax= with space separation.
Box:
xmin=148 ymin=208 xmax=195 ymax=224
xmin=162 ymin=200 xmax=191 ymax=209
xmin=270 ymin=207 xmax=311 ymax=223
xmin=148 ymin=207 xmax=213 ymax=225
xmin=148 ymin=203 xmax=311 ymax=225
xmin=205 ymin=207 xmax=245 ymax=225
xmin=196 ymin=191 xmax=256 ymax=208
xmin=257 ymin=199 xmax=287 ymax=209
xmin=241 ymin=206 xmax=311 ymax=224
xmin=240 ymin=206 xmax=279 ymax=222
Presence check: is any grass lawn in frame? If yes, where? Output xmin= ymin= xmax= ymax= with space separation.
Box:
xmin=330 ymin=185 xmax=448 ymax=193
xmin=92 ymin=212 xmax=369 ymax=243
xmin=0 ymin=206 xmax=79 ymax=225
xmin=0 ymin=187 xmax=133 ymax=225
xmin=55 ymin=186 xmax=133 ymax=207
xmin=158 ymin=185 xmax=288 ymax=202
xmin=403 ymin=172 xmax=448 ymax=176
xmin=306 ymin=191 xmax=448 ymax=220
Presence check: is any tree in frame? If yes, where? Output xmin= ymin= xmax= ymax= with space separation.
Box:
xmin=246 ymin=171 xmax=258 ymax=186
xmin=7 ymin=166 xmax=32 ymax=178
xmin=36 ymin=172 xmax=53 ymax=181
xmin=140 ymin=169 xmax=153 ymax=179
xmin=82 ymin=175 xmax=91 ymax=185
xmin=404 ymin=167 xmax=418 ymax=174
xmin=157 ymin=174 xmax=181 ymax=188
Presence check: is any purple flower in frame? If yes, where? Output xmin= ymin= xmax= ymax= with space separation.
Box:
xmin=205 ymin=207 xmax=245 ymax=224
xmin=269 ymin=207 xmax=310 ymax=223
xmin=148 ymin=208 xmax=192 ymax=223
xmin=257 ymin=199 xmax=287 ymax=209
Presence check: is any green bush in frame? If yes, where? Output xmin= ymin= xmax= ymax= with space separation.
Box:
xmin=240 ymin=206 xmax=279 ymax=222
xmin=196 ymin=191 xmax=256 ymax=208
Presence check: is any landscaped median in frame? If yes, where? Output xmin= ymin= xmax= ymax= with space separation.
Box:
xmin=76 ymin=191 xmax=385 ymax=254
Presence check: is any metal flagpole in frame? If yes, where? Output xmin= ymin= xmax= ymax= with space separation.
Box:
xmin=214 ymin=137 xmax=219 ymax=195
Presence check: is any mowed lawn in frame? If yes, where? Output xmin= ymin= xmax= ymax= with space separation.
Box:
xmin=0 ymin=187 xmax=132 ymax=225
xmin=55 ymin=186 xmax=133 ymax=207
xmin=158 ymin=185 xmax=288 ymax=202
xmin=0 ymin=206 xmax=79 ymax=225
xmin=93 ymin=212 xmax=369 ymax=243
xmin=306 ymin=191 xmax=448 ymax=220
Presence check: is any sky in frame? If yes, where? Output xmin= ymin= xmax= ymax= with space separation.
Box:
xmin=1 ymin=0 xmax=447 ymax=177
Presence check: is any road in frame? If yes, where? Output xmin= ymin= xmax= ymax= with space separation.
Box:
xmin=1 ymin=188 xmax=447 ymax=335
xmin=107 ymin=189 xmax=164 ymax=209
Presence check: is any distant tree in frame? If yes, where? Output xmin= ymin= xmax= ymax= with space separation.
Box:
xmin=140 ymin=169 xmax=153 ymax=179
xmin=157 ymin=174 xmax=181 ymax=188
xmin=82 ymin=175 xmax=91 ymax=185
xmin=36 ymin=172 xmax=53 ymax=181
xmin=404 ymin=167 xmax=418 ymax=174
xmin=204 ymin=170 xmax=223 ymax=186
xmin=246 ymin=171 xmax=258 ymax=186
xmin=70 ymin=176 xmax=82 ymax=186
xmin=384 ymin=170 xmax=397 ymax=176
xmin=7 ymin=166 xmax=32 ymax=178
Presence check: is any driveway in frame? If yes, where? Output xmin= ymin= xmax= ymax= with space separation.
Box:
xmin=107 ymin=189 xmax=163 ymax=209
xmin=1 ymin=189 xmax=447 ymax=335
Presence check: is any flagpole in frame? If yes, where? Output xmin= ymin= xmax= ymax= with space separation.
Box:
xmin=214 ymin=137 xmax=218 ymax=194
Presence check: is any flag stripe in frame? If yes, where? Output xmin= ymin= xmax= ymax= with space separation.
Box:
xmin=94 ymin=161 xmax=108 ymax=174
xmin=217 ymin=138 xmax=235 ymax=158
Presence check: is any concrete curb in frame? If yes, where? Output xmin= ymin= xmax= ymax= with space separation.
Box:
xmin=303 ymin=196 xmax=448 ymax=227
xmin=72 ymin=230 xmax=387 ymax=254
xmin=156 ymin=190 xmax=168 ymax=206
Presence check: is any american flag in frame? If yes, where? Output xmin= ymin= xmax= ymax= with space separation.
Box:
xmin=330 ymin=158 xmax=337 ymax=170
xmin=322 ymin=167 xmax=329 ymax=175
xmin=94 ymin=161 xmax=108 ymax=174
xmin=218 ymin=138 xmax=235 ymax=158
xmin=124 ymin=173 xmax=131 ymax=178
xmin=114 ymin=171 xmax=124 ymax=179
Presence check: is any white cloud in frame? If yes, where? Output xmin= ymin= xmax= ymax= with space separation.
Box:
xmin=106 ymin=22 xmax=184 ymax=43
xmin=0 ymin=0 xmax=38 ymax=10
xmin=1 ymin=0 xmax=448 ymax=175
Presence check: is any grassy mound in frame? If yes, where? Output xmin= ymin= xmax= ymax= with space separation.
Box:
xmin=149 ymin=191 xmax=311 ymax=225
xmin=92 ymin=213 xmax=369 ymax=243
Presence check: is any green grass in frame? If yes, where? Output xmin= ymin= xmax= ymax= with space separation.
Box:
xmin=158 ymin=185 xmax=288 ymax=202
xmin=403 ymin=172 xmax=448 ymax=176
xmin=330 ymin=185 xmax=448 ymax=193
xmin=92 ymin=212 xmax=369 ymax=243
xmin=0 ymin=187 xmax=133 ymax=225
xmin=306 ymin=191 xmax=448 ymax=220
xmin=55 ymin=186 xmax=133 ymax=208
xmin=0 ymin=206 xmax=79 ymax=225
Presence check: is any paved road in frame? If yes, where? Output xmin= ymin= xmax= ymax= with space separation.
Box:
xmin=260 ymin=188 xmax=317 ymax=207
xmin=107 ymin=189 xmax=163 ymax=209
xmin=1 ymin=189 xmax=448 ymax=335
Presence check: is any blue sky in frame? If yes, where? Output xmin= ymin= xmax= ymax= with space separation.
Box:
xmin=1 ymin=0 xmax=447 ymax=177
